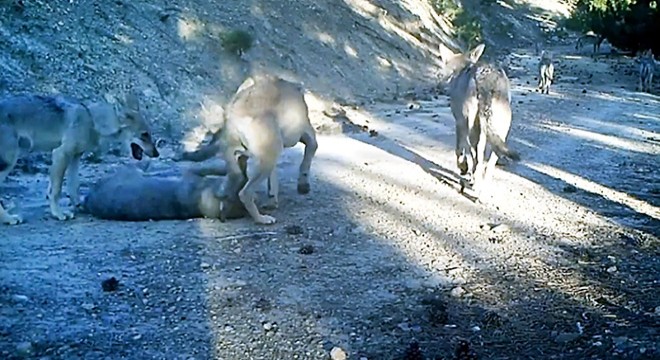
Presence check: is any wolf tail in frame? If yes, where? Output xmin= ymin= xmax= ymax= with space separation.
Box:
xmin=477 ymin=96 xmax=520 ymax=161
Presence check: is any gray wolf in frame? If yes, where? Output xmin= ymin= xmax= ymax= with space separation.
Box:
xmin=178 ymin=74 xmax=318 ymax=225
xmin=637 ymin=49 xmax=655 ymax=93
xmin=575 ymin=32 xmax=604 ymax=56
xmin=82 ymin=158 xmax=248 ymax=221
xmin=0 ymin=92 xmax=159 ymax=224
xmin=538 ymin=50 xmax=555 ymax=94
xmin=440 ymin=43 xmax=521 ymax=200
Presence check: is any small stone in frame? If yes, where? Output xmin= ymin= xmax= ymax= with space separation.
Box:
xmin=606 ymin=266 xmax=617 ymax=273
xmin=330 ymin=347 xmax=347 ymax=360
xmin=562 ymin=184 xmax=577 ymax=193
xmin=471 ymin=326 xmax=481 ymax=332
xmin=81 ymin=303 xmax=95 ymax=311
xmin=12 ymin=294 xmax=29 ymax=302
xmin=397 ymin=322 xmax=411 ymax=331
xmin=200 ymin=262 xmax=211 ymax=269
xmin=450 ymin=286 xmax=465 ymax=298
xmin=263 ymin=322 xmax=275 ymax=332
xmin=132 ymin=334 xmax=142 ymax=340
xmin=489 ymin=223 xmax=510 ymax=233
xmin=654 ymin=306 xmax=660 ymax=315
xmin=298 ymin=245 xmax=314 ymax=255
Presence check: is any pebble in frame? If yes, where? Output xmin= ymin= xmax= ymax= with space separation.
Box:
xmin=330 ymin=347 xmax=347 ymax=360
xmin=489 ymin=223 xmax=510 ymax=233
xmin=450 ymin=286 xmax=465 ymax=298
xmin=263 ymin=322 xmax=276 ymax=332
xmin=12 ymin=294 xmax=29 ymax=302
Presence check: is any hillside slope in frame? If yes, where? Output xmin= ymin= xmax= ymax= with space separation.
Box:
xmin=1 ymin=0 xmax=463 ymax=138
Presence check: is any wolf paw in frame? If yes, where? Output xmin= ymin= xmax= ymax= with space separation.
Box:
xmin=2 ymin=214 xmax=24 ymax=225
xmin=255 ymin=214 xmax=277 ymax=225
xmin=297 ymin=182 xmax=311 ymax=194
xmin=52 ymin=209 xmax=75 ymax=221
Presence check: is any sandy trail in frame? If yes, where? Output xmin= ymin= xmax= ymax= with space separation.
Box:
xmin=1 ymin=45 xmax=658 ymax=359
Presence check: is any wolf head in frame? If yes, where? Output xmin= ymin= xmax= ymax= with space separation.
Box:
xmin=439 ymin=43 xmax=486 ymax=82
xmin=90 ymin=91 xmax=160 ymax=160
xmin=115 ymin=91 xmax=160 ymax=160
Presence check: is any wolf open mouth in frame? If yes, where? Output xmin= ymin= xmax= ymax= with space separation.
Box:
xmin=130 ymin=143 xmax=144 ymax=160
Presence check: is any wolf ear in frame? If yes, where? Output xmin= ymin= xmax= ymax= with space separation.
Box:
xmin=467 ymin=43 xmax=486 ymax=63
xmin=438 ymin=44 xmax=457 ymax=64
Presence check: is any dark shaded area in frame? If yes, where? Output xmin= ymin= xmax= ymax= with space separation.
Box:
xmin=571 ymin=0 xmax=660 ymax=54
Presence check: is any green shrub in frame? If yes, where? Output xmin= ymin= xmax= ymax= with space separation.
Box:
xmin=431 ymin=0 xmax=483 ymax=48
xmin=220 ymin=30 xmax=253 ymax=56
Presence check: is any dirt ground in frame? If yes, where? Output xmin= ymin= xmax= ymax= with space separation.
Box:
xmin=2 ymin=38 xmax=659 ymax=360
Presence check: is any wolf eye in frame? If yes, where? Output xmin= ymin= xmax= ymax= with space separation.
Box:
xmin=140 ymin=132 xmax=151 ymax=140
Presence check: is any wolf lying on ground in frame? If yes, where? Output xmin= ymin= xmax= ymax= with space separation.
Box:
xmin=575 ymin=32 xmax=604 ymax=57
xmin=538 ymin=50 xmax=555 ymax=95
xmin=178 ymin=74 xmax=318 ymax=225
xmin=82 ymin=157 xmax=248 ymax=221
xmin=440 ymin=43 xmax=521 ymax=200
xmin=637 ymin=49 xmax=655 ymax=93
xmin=0 ymin=92 xmax=160 ymax=224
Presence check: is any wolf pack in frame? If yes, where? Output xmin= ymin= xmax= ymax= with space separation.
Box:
xmin=0 ymin=32 xmax=656 ymax=227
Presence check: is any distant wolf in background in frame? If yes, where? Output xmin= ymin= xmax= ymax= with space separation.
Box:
xmin=575 ymin=31 xmax=604 ymax=56
xmin=538 ymin=50 xmax=554 ymax=94
xmin=637 ymin=49 xmax=655 ymax=93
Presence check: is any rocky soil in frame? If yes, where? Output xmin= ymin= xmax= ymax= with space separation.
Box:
xmin=1 ymin=1 xmax=659 ymax=359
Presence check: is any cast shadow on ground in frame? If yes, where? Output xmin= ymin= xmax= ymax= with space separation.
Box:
xmin=2 ymin=133 xmax=658 ymax=359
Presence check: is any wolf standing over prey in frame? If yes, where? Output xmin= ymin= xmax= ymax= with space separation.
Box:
xmin=575 ymin=31 xmax=604 ymax=56
xmin=637 ymin=49 xmax=655 ymax=93
xmin=178 ymin=75 xmax=318 ymax=225
xmin=440 ymin=43 xmax=520 ymax=200
xmin=83 ymin=158 xmax=248 ymax=221
xmin=0 ymin=92 xmax=160 ymax=224
xmin=538 ymin=50 xmax=555 ymax=95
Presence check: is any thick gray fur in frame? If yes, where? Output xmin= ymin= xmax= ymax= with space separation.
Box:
xmin=444 ymin=44 xmax=520 ymax=200
xmin=82 ymin=159 xmax=248 ymax=222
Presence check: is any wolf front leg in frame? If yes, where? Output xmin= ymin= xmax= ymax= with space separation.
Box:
xmin=0 ymin=167 xmax=23 ymax=225
xmin=49 ymin=146 xmax=76 ymax=220
xmin=66 ymin=153 xmax=83 ymax=208
xmin=297 ymin=129 xmax=317 ymax=194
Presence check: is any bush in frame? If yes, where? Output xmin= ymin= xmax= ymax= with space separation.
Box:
xmin=431 ymin=0 xmax=483 ymax=48
xmin=220 ymin=30 xmax=253 ymax=56
xmin=569 ymin=0 xmax=660 ymax=54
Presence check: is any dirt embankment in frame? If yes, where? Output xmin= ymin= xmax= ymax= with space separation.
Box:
xmin=1 ymin=0 xmax=458 ymax=138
